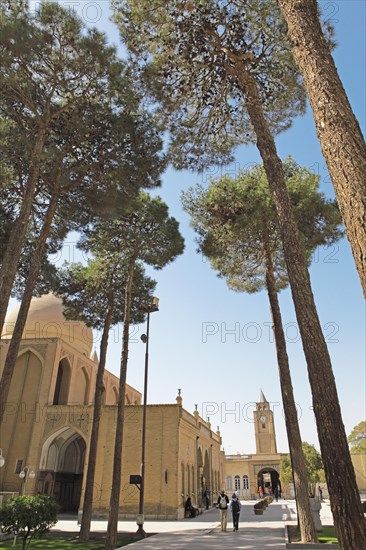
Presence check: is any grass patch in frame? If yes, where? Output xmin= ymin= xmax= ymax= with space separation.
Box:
xmin=288 ymin=525 xmax=338 ymax=544
xmin=0 ymin=533 xmax=146 ymax=549
xmin=317 ymin=527 xmax=338 ymax=543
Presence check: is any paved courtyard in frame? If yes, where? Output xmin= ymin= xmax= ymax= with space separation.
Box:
xmin=52 ymin=499 xmax=334 ymax=549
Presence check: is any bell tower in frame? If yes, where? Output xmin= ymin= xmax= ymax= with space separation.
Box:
xmin=254 ymin=390 xmax=277 ymax=454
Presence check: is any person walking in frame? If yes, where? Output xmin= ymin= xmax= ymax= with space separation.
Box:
xmin=230 ymin=493 xmax=241 ymax=531
xmin=217 ymin=490 xmax=229 ymax=532
xmin=203 ymin=488 xmax=210 ymax=509
xmin=319 ymin=486 xmax=323 ymax=501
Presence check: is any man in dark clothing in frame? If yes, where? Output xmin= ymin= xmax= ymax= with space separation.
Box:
xmin=184 ymin=497 xmax=197 ymax=517
xmin=230 ymin=493 xmax=241 ymax=531
xmin=203 ymin=488 xmax=210 ymax=509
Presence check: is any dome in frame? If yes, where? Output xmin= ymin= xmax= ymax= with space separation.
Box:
xmin=3 ymin=293 xmax=93 ymax=356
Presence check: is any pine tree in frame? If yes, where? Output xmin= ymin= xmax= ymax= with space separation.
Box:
xmin=0 ymin=4 xmax=166 ymax=425
xmin=0 ymin=1 xmax=126 ymax=333
xmin=278 ymin=0 xmax=366 ymax=299
xmin=78 ymin=193 xmax=184 ymax=550
xmin=183 ymin=159 xmax=342 ymax=542
xmin=348 ymin=422 xmax=366 ymax=454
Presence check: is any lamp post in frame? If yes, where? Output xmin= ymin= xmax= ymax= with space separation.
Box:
xmin=19 ymin=467 xmax=35 ymax=495
xmin=136 ymin=297 xmax=159 ymax=537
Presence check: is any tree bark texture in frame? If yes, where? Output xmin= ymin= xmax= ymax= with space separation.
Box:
xmin=234 ymin=63 xmax=366 ymax=549
xmin=0 ymin=123 xmax=48 ymax=335
xmin=264 ymin=232 xmax=318 ymax=542
xmin=0 ymin=178 xmax=60 ymax=426
xmin=104 ymin=257 xmax=135 ymax=550
xmin=263 ymin=229 xmax=317 ymax=543
xmin=79 ymin=306 xmax=114 ymax=542
xmin=278 ymin=0 xmax=366 ymax=298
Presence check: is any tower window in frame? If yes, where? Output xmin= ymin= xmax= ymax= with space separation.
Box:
xmin=260 ymin=414 xmax=267 ymax=429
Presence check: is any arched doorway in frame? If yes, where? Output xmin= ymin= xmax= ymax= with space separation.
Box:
xmin=38 ymin=427 xmax=86 ymax=511
xmin=257 ymin=467 xmax=281 ymax=496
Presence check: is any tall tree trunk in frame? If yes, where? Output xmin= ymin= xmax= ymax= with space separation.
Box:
xmin=233 ymin=61 xmax=366 ymax=549
xmin=0 ymin=123 xmax=49 ymax=335
xmin=263 ymin=230 xmax=317 ymax=543
xmin=0 ymin=178 xmax=60 ymax=425
xmin=278 ymin=0 xmax=366 ymax=298
xmin=79 ymin=305 xmax=114 ymax=542
xmin=104 ymin=257 xmax=135 ymax=550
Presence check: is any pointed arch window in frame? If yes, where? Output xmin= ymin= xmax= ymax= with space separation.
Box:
xmin=53 ymin=359 xmax=71 ymax=405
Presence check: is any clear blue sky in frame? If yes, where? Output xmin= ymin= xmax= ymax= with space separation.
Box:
xmin=21 ymin=1 xmax=365 ymax=455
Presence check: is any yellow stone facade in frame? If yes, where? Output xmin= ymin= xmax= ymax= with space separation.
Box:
xmin=0 ymin=295 xmax=224 ymax=519
xmin=224 ymin=390 xmax=285 ymax=499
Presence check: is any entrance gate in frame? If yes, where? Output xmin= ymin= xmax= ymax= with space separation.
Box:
xmin=38 ymin=428 xmax=86 ymax=511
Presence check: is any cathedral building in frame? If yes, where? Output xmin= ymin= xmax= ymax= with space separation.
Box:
xmin=0 ymin=294 xmax=224 ymax=519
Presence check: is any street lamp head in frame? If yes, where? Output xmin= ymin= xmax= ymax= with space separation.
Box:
xmin=19 ymin=467 xmax=35 ymax=480
xmin=140 ymin=297 xmax=159 ymax=314
xmin=140 ymin=334 xmax=147 ymax=344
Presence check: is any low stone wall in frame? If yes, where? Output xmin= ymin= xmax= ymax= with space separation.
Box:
xmin=285 ymin=524 xmax=339 ymax=549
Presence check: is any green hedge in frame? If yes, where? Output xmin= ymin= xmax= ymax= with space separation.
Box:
xmin=0 ymin=495 xmax=59 ymax=550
